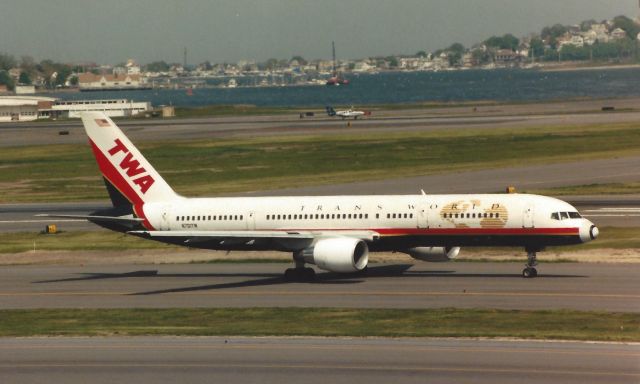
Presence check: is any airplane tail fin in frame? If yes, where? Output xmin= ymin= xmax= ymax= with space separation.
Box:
xmin=325 ymin=106 xmax=336 ymax=116
xmin=81 ymin=112 xmax=179 ymax=208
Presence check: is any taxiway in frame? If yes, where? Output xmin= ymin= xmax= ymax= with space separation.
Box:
xmin=0 ymin=337 xmax=637 ymax=384
xmin=0 ymin=262 xmax=637 ymax=312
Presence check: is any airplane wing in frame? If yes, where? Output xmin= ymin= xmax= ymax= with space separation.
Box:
xmin=128 ymin=229 xmax=380 ymax=249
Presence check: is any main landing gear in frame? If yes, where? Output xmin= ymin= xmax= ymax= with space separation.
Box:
xmin=284 ymin=258 xmax=316 ymax=282
xmin=522 ymin=249 xmax=538 ymax=278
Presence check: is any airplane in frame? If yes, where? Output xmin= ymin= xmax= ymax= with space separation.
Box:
xmin=326 ymin=106 xmax=370 ymax=119
xmin=39 ymin=112 xmax=599 ymax=280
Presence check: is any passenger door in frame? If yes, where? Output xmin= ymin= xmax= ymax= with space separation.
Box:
xmin=417 ymin=206 xmax=428 ymax=228
xmin=523 ymin=204 xmax=534 ymax=228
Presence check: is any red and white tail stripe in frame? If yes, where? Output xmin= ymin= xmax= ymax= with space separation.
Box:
xmin=81 ymin=112 xmax=179 ymax=206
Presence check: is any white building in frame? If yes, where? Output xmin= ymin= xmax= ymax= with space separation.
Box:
xmin=50 ymin=99 xmax=151 ymax=118
xmin=14 ymin=85 xmax=36 ymax=95
xmin=558 ymin=35 xmax=584 ymax=49
xmin=611 ymin=28 xmax=627 ymax=40
xmin=0 ymin=96 xmax=56 ymax=122
xmin=126 ymin=59 xmax=141 ymax=75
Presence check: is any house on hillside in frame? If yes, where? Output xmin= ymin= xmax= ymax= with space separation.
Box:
xmin=77 ymin=73 xmax=150 ymax=91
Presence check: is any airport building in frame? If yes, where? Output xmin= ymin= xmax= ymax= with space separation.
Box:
xmin=0 ymin=96 xmax=56 ymax=122
xmin=48 ymin=99 xmax=152 ymax=118
xmin=0 ymin=96 xmax=152 ymax=121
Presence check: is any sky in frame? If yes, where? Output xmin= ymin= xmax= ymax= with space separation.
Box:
xmin=0 ymin=0 xmax=637 ymax=65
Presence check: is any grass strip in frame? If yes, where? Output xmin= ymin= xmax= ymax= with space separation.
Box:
xmin=0 ymin=308 xmax=636 ymax=341
xmin=528 ymin=182 xmax=640 ymax=196
xmin=2 ymin=122 xmax=640 ymax=202
xmin=174 ymin=104 xmax=293 ymax=118
xmin=0 ymin=231 xmax=178 ymax=253
xmin=0 ymin=227 xmax=636 ymax=254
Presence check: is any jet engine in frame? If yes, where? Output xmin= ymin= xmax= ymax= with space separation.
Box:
xmin=301 ymin=238 xmax=369 ymax=273
xmin=404 ymin=246 xmax=460 ymax=262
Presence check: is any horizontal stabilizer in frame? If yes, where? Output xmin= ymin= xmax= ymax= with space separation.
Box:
xmin=35 ymin=214 xmax=144 ymax=223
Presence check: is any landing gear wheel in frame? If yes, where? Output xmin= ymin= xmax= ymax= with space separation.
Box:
xmin=284 ymin=267 xmax=316 ymax=282
xmin=522 ymin=267 xmax=537 ymax=278
xmin=522 ymin=249 xmax=539 ymax=278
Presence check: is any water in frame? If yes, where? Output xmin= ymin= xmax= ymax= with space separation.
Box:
xmin=50 ymin=68 xmax=640 ymax=108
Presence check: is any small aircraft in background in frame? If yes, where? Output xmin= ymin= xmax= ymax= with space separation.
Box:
xmin=325 ymin=106 xmax=371 ymax=119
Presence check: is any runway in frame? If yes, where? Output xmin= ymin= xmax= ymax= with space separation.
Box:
xmin=0 ymin=336 xmax=637 ymax=384
xmin=2 ymin=97 xmax=640 ymax=148
xmin=0 ymin=262 xmax=637 ymax=312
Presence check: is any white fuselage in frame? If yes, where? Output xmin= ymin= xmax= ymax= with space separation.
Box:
xmin=336 ymin=109 xmax=365 ymax=118
xmin=142 ymin=193 xmax=596 ymax=251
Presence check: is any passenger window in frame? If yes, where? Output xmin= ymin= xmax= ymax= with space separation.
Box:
xmin=376 ymin=214 xmax=379 ymax=219
xmin=455 ymin=214 xmax=458 ymax=218
xmin=496 ymin=213 xmax=499 ymax=218
xmin=392 ymin=213 xmax=396 ymax=219
xmin=365 ymin=214 xmax=369 ymax=219
xmin=387 ymin=214 xmax=390 ymax=219
xmin=466 ymin=213 xmax=470 ymax=218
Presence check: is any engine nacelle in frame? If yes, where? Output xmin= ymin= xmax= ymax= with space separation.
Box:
xmin=405 ymin=246 xmax=460 ymax=262
xmin=302 ymin=238 xmax=369 ymax=273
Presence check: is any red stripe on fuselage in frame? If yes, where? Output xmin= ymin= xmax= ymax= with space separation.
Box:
xmin=276 ymin=227 xmax=579 ymax=236
xmin=89 ymin=139 xmax=155 ymax=230
xmin=375 ymin=227 xmax=579 ymax=236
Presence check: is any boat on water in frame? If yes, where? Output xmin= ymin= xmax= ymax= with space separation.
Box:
xmin=326 ymin=41 xmax=349 ymax=86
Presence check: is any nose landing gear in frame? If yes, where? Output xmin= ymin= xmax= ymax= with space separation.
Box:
xmin=522 ymin=249 xmax=538 ymax=278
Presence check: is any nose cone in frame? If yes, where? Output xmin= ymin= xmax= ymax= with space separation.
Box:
xmin=580 ymin=220 xmax=598 ymax=243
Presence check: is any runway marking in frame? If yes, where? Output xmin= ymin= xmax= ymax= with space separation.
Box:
xmin=0 ymin=291 xmax=638 ymax=300
xmin=0 ymin=362 xmax=637 ymax=377
xmin=2 ymin=343 xmax=638 ymax=358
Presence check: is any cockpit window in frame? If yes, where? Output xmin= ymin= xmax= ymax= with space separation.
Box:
xmin=552 ymin=211 xmax=582 ymax=220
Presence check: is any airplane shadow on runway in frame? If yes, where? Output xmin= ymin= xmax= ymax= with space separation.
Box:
xmin=32 ymin=263 xmax=586 ymax=296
